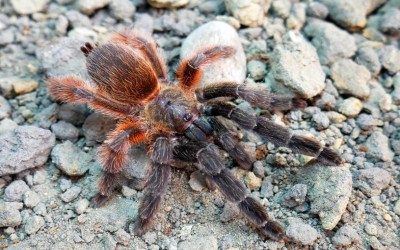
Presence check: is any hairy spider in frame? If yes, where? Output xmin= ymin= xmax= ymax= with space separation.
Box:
xmin=47 ymin=31 xmax=342 ymax=241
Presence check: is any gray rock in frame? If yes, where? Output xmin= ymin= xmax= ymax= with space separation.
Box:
xmin=180 ymin=21 xmax=246 ymax=88
xmin=298 ymin=163 xmax=352 ymax=230
xmin=224 ymin=0 xmax=270 ymax=27
xmin=10 ymin=0 xmax=49 ymax=15
xmin=365 ymin=80 xmax=392 ymax=114
xmin=303 ymin=19 xmax=356 ymax=65
xmin=36 ymin=38 xmax=87 ymax=77
xmin=356 ymin=114 xmax=378 ymax=131
xmin=82 ymin=113 xmax=116 ymax=146
xmin=0 ymin=77 xmax=18 ymax=98
xmin=58 ymin=103 xmax=88 ymax=126
xmin=4 ymin=180 xmax=30 ymax=202
xmin=24 ymin=215 xmax=45 ymax=235
xmin=364 ymin=224 xmax=378 ymax=236
xmin=123 ymin=147 xmax=150 ymax=180
xmin=271 ymin=0 xmax=291 ymax=18
xmin=281 ymin=184 xmax=307 ymax=208
xmin=23 ymin=191 xmax=41 ymax=208
xmin=306 ymin=2 xmax=329 ymax=19
xmin=110 ymin=0 xmax=135 ymax=20
xmin=252 ymin=161 xmax=265 ymax=177
xmin=0 ymin=28 xmax=14 ymax=45
xmin=103 ymin=233 xmax=117 ymax=250
xmin=59 ymin=178 xmax=72 ymax=192
xmin=60 ymin=186 xmax=82 ymax=203
xmin=51 ymin=121 xmax=79 ymax=142
xmin=269 ymin=30 xmax=325 ymax=98
xmin=178 ymin=235 xmax=218 ymax=250
xmin=319 ymin=0 xmax=368 ymax=31
xmin=247 ymin=60 xmax=266 ymax=81
xmin=34 ymin=103 xmax=60 ymax=129
xmin=0 ymin=126 xmax=55 ymax=177
xmin=114 ymin=229 xmax=130 ymax=246
xmin=0 ymin=96 xmax=11 ymax=120
xmin=77 ymin=0 xmax=111 ymax=15
xmin=379 ymin=45 xmax=400 ymax=74
xmin=394 ymin=200 xmax=400 ymax=216
xmin=65 ymin=10 xmax=92 ymax=28
xmin=330 ymin=59 xmax=371 ymax=99
xmin=312 ymin=112 xmax=330 ymax=130
xmin=260 ymin=179 xmax=274 ymax=198
xmin=68 ymin=27 xmax=98 ymax=43
xmin=354 ymin=167 xmax=391 ymax=197
xmin=188 ymin=171 xmax=206 ymax=192
xmin=286 ymin=220 xmax=319 ymax=245
xmin=336 ymin=97 xmax=363 ymax=117
xmin=0 ymin=203 xmax=22 ymax=227
xmin=75 ymin=199 xmax=90 ymax=215
xmin=332 ymin=225 xmax=361 ymax=247
xmin=220 ymin=202 xmax=240 ymax=222
xmin=51 ymin=141 xmax=92 ymax=177
xmin=33 ymin=203 xmax=47 ymax=216
xmin=392 ymin=73 xmax=400 ymax=104
xmin=133 ymin=13 xmax=155 ymax=34
xmin=364 ymin=131 xmax=394 ymax=162
xmin=147 ymin=0 xmax=189 ymax=8
xmin=0 ymin=118 xmax=17 ymax=136
xmin=380 ymin=8 xmax=400 ymax=36
xmin=55 ymin=15 xmax=69 ymax=35
xmin=355 ymin=47 xmax=381 ymax=76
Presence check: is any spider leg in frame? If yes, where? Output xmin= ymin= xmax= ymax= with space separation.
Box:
xmin=91 ymin=121 xmax=146 ymax=208
xmin=111 ymin=31 xmax=168 ymax=82
xmin=205 ymin=101 xmax=257 ymax=130
xmin=254 ymin=116 xmax=343 ymax=165
xmin=209 ymin=116 xmax=255 ymax=170
xmin=196 ymin=82 xmax=307 ymax=111
xmin=176 ymin=46 xmax=236 ymax=89
xmin=135 ymin=134 xmax=173 ymax=236
xmin=47 ymin=76 xmax=133 ymax=118
xmin=173 ymin=142 xmax=286 ymax=241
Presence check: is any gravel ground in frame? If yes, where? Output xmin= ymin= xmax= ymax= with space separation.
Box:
xmin=0 ymin=0 xmax=399 ymax=249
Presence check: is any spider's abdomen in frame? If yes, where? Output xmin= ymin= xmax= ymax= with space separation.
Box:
xmin=146 ymin=87 xmax=198 ymax=133
xmin=86 ymin=43 xmax=159 ymax=103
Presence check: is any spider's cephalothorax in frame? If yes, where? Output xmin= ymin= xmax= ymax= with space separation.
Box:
xmin=47 ymin=32 xmax=343 ymax=242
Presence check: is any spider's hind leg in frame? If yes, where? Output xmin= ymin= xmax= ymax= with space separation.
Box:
xmin=174 ymin=142 xmax=286 ymax=241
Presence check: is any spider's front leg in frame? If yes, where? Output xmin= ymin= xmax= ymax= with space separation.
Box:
xmin=135 ymin=133 xmax=173 ymax=236
xmin=196 ymin=81 xmax=307 ymax=111
xmin=205 ymin=101 xmax=343 ymax=166
xmin=91 ymin=120 xmax=146 ymax=207
xmin=174 ymin=142 xmax=286 ymax=241
xmin=47 ymin=76 xmax=133 ymax=119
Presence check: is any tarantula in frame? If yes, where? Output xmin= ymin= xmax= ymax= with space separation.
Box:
xmin=47 ymin=31 xmax=342 ymax=241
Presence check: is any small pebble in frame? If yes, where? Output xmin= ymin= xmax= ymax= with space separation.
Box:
xmin=60 ymin=186 xmax=82 ymax=203
xmin=244 ymin=172 xmax=262 ymax=190
xmin=23 ymin=191 xmax=40 ymax=208
xmin=383 ymin=213 xmax=392 ymax=222
xmin=75 ymin=199 xmax=89 ymax=215
xmin=24 ymin=216 xmax=45 ymax=235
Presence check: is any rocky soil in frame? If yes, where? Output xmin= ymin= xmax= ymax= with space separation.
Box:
xmin=0 ymin=0 xmax=399 ymax=249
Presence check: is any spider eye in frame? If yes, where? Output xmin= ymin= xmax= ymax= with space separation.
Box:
xmin=183 ymin=113 xmax=193 ymax=122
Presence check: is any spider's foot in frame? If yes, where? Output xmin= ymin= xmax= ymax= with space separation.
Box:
xmin=317 ymin=148 xmax=343 ymax=166
xmin=90 ymin=193 xmax=112 ymax=208
xmin=292 ymin=98 xmax=307 ymax=110
xmin=259 ymin=221 xmax=287 ymax=242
